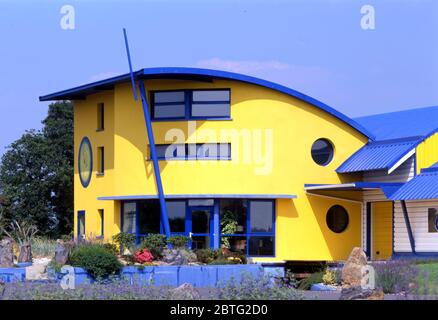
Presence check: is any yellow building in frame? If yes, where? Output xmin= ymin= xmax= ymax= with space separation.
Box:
xmin=40 ymin=68 xmax=438 ymax=263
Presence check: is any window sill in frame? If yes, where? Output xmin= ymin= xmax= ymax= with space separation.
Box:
xmin=96 ymin=172 xmax=105 ymax=177
xmin=96 ymin=128 xmax=105 ymax=132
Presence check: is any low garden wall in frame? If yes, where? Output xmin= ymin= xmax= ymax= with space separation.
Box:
xmin=0 ymin=267 xmax=26 ymax=283
xmin=56 ymin=264 xmax=284 ymax=287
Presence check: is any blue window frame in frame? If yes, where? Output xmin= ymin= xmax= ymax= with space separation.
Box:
xmin=151 ymin=89 xmax=231 ymax=121
xmin=153 ymin=143 xmax=231 ymax=160
xmin=120 ymin=198 xmax=275 ymax=257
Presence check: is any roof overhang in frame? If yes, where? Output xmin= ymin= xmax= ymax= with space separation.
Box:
xmin=390 ymin=164 xmax=438 ymax=200
xmin=305 ymin=182 xmax=404 ymax=199
xmin=39 ymin=67 xmax=375 ymax=140
xmin=97 ymin=194 xmax=297 ymax=201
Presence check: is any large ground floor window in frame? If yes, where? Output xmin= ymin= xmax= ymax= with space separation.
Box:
xmin=121 ymin=198 xmax=275 ymax=257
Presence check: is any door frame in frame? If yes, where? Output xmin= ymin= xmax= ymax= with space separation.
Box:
xmin=366 ymin=201 xmax=394 ymax=260
xmin=187 ymin=205 xmax=214 ymax=249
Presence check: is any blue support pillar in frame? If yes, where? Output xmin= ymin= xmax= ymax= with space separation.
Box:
xmin=401 ymin=200 xmax=416 ymax=254
xmin=213 ymin=200 xmax=220 ymax=249
xmin=138 ymin=81 xmax=171 ymax=238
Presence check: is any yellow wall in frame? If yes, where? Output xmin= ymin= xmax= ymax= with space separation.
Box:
xmin=74 ymin=78 xmax=369 ymax=261
xmin=372 ymin=201 xmax=393 ymax=260
xmin=416 ymin=131 xmax=438 ymax=174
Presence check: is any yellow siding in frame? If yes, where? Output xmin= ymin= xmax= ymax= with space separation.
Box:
xmin=416 ymin=131 xmax=438 ymax=174
xmin=372 ymin=202 xmax=393 ymax=260
xmin=74 ymin=78 xmax=369 ymax=261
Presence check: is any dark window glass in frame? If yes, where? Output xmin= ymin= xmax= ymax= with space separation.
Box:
xmin=326 ymin=205 xmax=349 ymax=233
xmin=97 ymin=103 xmax=104 ymax=130
xmin=249 ymin=201 xmax=273 ymax=232
xmin=311 ymin=139 xmax=334 ymax=166
xmin=155 ymin=144 xmax=185 ymax=159
xmin=154 ymin=143 xmax=230 ymax=160
xmin=97 ymin=146 xmax=104 ymax=174
xmin=221 ymin=236 xmax=247 ymax=254
xmin=98 ymin=209 xmax=104 ymax=237
xmin=154 ymin=104 xmax=186 ymax=118
xmin=122 ymin=202 xmax=136 ymax=234
xmin=138 ymin=200 xmax=161 ymax=234
xmin=191 ymin=90 xmax=230 ymax=118
xmin=428 ymin=208 xmax=438 ymax=233
xmin=167 ymin=201 xmax=186 ymax=233
xmin=248 ymin=236 xmax=274 ymax=256
xmin=220 ymin=199 xmax=247 ymax=234
xmin=191 ymin=209 xmax=211 ymax=234
xmin=154 ymin=91 xmax=185 ymax=103
xmin=191 ymin=236 xmax=210 ymax=250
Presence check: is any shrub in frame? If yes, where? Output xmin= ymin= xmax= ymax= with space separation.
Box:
xmin=69 ymin=244 xmax=122 ymax=279
xmin=373 ymin=260 xmax=418 ymax=294
xmin=208 ymin=258 xmax=237 ymax=265
xmin=195 ymin=248 xmax=218 ymax=264
xmin=134 ymin=249 xmax=154 ymax=264
xmin=167 ymin=235 xmax=189 ymax=248
xmin=140 ymin=234 xmax=167 ymax=258
xmin=103 ymin=243 xmax=119 ymax=256
xmin=297 ymin=272 xmax=324 ymax=290
xmin=322 ymin=268 xmax=337 ymax=285
xmin=112 ymin=232 xmax=136 ymax=254
xmin=31 ymin=237 xmax=57 ymax=258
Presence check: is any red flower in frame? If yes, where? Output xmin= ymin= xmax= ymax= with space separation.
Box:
xmin=134 ymin=249 xmax=154 ymax=263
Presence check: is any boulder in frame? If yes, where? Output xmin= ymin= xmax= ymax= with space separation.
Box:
xmin=54 ymin=240 xmax=74 ymax=266
xmin=169 ymin=283 xmax=201 ymax=300
xmin=340 ymin=286 xmax=384 ymax=300
xmin=162 ymin=248 xmax=197 ymax=265
xmin=341 ymin=247 xmax=367 ymax=287
xmin=0 ymin=238 xmax=14 ymax=268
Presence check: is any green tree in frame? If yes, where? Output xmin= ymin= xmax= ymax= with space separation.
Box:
xmin=0 ymin=101 xmax=73 ymax=236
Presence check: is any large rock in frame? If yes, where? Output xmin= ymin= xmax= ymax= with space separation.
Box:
xmin=0 ymin=238 xmax=14 ymax=268
xmin=339 ymin=286 xmax=384 ymax=300
xmin=341 ymin=247 xmax=368 ymax=287
xmin=54 ymin=240 xmax=74 ymax=266
xmin=162 ymin=248 xmax=197 ymax=265
xmin=169 ymin=283 xmax=201 ymax=300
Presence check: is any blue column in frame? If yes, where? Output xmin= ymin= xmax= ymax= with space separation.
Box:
xmin=213 ymin=200 xmax=220 ymax=249
xmin=138 ymin=81 xmax=171 ymax=238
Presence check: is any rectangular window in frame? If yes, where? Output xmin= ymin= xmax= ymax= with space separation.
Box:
xmin=97 ymin=103 xmax=105 ymax=131
xmin=78 ymin=211 xmax=85 ymax=239
xmin=166 ymin=201 xmax=186 ymax=233
xmin=97 ymin=209 xmax=104 ymax=238
xmin=220 ymin=199 xmax=275 ymax=257
xmin=138 ymin=200 xmax=161 ymax=235
xmin=153 ymin=143 xmax=231 ymax=160
xmin=122 ymin=202 xmax=136 ymax=234
xmin=428 ymin=208 xmax=438 ymax=233
xmin=151 ymin=89 xmax=230 ymax=120
xmin=97 ymin=147 xmax=104 ymax=174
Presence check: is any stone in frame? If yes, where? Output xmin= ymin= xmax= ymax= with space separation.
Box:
xmin=169 ymin=283 xmax=201 ymax=300
xmin=0 ymin=238 xmax=14 ymax=268
xmin=0 ymin=279 xmax=4 ymax=298
xmin=25 ymin=257 xmax=51 ymax=281
xmin=162 ymin=248 xmax=196 ymax=265
xmin=341 ymin=247 xmax=367 ymax=287
xmin=18 ymin=244 xmax=32 ymax=263
xmin=339 ymin=286 xmax=384 ymax=300
xmin=54 ymin=240 xmax=74 ymax=266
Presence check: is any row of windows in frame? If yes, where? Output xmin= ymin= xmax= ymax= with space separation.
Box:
xmin=152 ymin=89 xmax=231 ymax=120
xmin=122 ymin=199 xmax=275 ymax=257
xmin=155 ymin=143 xmax=231 ymax=160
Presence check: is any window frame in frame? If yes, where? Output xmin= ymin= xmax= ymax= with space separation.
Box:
xmin=153 ymin=143 xmax=232 ymax=161
xmin=97 ymin=146 xmax=105 ymax=175
xmin=326 ymin=204 xmax=350 ymax=233
xmin=311 ymin=138 xmax=335 ymax=166
xmin=150 ymin=89 xmax=231 ymax=121
xmin=428 ymin=208 xmax=438 ymax=233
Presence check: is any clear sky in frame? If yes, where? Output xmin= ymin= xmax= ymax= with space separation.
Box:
xmin=0 ymin=0 xmax=437 ymax=156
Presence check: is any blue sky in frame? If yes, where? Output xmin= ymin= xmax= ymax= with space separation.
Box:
xmin=0 ymin=0 xmax=437 ymax=156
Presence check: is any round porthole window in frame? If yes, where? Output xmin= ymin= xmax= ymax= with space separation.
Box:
xmin=311 ymin=138 xmax=334 ymax=166
xmin=326 ymin=205 xmax=349 ymax=233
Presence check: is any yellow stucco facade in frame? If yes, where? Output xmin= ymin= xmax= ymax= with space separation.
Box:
xmin=73 ymin=78 xmax=369 ymax=262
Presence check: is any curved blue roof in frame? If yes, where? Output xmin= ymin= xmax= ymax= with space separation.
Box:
xmin=39 ymin=67 xmax=375 ymax=140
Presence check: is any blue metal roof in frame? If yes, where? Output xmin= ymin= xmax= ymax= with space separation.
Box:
xmin=305 ymin=182 xmax=404 ymax=198
xmin=39 ymin=67 xmax=375 ymax=140
xmin=336 ymin=136 xmax=420 ymax=173
xmin=390 ymin=164 xmax=438 ymax=200
xmin=354 ymin=105 xmax=438 ymax=141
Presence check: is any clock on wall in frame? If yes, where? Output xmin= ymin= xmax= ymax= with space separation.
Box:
xmin=78 ymin=137 xmax=93 ymax=188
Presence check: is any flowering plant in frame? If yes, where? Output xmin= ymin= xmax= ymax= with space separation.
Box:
xmin=134 ymin=248 xmax=154 ymax=263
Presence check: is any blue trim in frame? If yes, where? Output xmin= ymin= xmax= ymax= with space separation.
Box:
xmin=187 ymin=205 xmax=215 ymax=249
xmin=392 ymin=252 xmax=438 ymax=259
xmin=77 ymin=210 xmax=85 ymax=239
xmin=138 ymin=81 xmax=171 ymax=238
xmin=213 ymin=200 xmax=220 ymax=250
xmin=123 ymin=28 xmax=137 ymax=101
xmin=98 ymin=194 xmax=297 ymax=201
xmin=39 ymin=67 xmax=375 ymax=140
xmin=400 ymin=200 xmax=416 ymax=254
xmin=365 ymin=202 xmax=371 ymax=259
xmin=392 ymin=201 xmax=395 ymax=255
xmin=78 ymin=137 xmax=93 ymax=188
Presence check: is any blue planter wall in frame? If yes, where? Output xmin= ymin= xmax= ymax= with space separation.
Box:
xmin=0 ymin=267 xmax=26 ymax=283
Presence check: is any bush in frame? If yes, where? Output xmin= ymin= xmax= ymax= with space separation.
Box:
xmin=103 ymin=243 xmax=119 ymax=256
xmin=31 ymin=237 xmax=57 ymax=258
xmin=208 ymin=258 xmax=237 ymax=265
xmin=297 ymin=272 xmax=324 ymax=290
xmin=167 ymin=235 xmax=189 ymax=248
xmin=140 ymin=234 xmax=167 ymax=258
xmin=195 ymin=249 xmax=218 ymax=264
xmin=69 ymin=244 xmax=122 ymax=279
xmin=112 ymin=232 xmax=136 ymax=253
xmin=373 ymin=260 xmax=418 ymax=294
xmin=134 ymin=249 xmax=154 ymax=264
xmin=322 ymin=268 xmax=337 ymax=285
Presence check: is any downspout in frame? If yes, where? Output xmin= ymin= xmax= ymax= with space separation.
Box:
xmin=400 ymin=200 xmax=416 ymax=254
